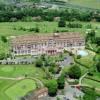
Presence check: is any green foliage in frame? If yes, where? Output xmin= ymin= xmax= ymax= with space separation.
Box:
xmin=86 ymin=30 xmax=96 ymax=43
xmin=67 ymin=22 xmax=82 ymax=28
xmin=58 ymin=19 xmax=66 ymax=27
xmin=77 ymin=55 xmax=82 ymax=59
xmin=0 ymin=52 xmax=6 ymax=60
xmin=1 ymin=36 xmax=7 ymax=43
xmin=57 ymin=74 xmax=65 ymax=89
xmin=95 ymin=37 xmax=100 ymax=46
xmin=49 ymin=66 xmax=55 ymax=74
xmin=96 ymin=62 xmax=100 ymax=72
xmin=35 ymin=59 xmax=43 ymax=67
xmin=83 ymin=87 xmax=96 ymax=100
xmin=68 ymin=64 xmax=81 ymax=79
xmin=46 ymin=79 xmax=58 ymax=96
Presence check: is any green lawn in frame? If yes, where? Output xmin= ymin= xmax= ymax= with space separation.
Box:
xmin=76 ymin=50 xmax=95 ymax=68
xmin=87 ymin=72 xmax=100 ymax=81
xmin=82 ymin=78 xmax=100 ymax=89
xmin=0 ymin=21 xmax=100 ymax=36
xmin=0 ymin=65 xmax=46 ymax=78
xmin=0 ymin=65 xmax=46 ymax=100
xmin=5 ymin=79 xmax=36 ymax=100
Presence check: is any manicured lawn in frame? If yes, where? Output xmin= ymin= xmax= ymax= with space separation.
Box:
xmin=76 ymin=50 xmax=95 ymax=68
xmin=82 ymin=78 xmax=100 ymax=89
xmin=0 ymin=80 xmax=16 ymax=100
xmin=87 ymin=72 xmax=100 ymax=81
xmin=0 ymin=65 xmax=46 ymax=78
xmin=5 ymin=79 xmax=36 ymax=100
xmin=0 ymin=65 xmax=46 ymax=100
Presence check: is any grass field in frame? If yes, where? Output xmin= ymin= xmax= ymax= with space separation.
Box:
xmin=0 ymin=21 xmax=100 ymax=36
xmin=63 ymin=0 xmax=100 ymax=9
xmin=82 ymin=78 xmax=100 ymax=89
xmin=0 ymin=65 xmax=46 ymax=78
xmin=5 ymin=79 xmax=36 ymax=100
xmin=0 ymin=65 xmax=46 ymax=100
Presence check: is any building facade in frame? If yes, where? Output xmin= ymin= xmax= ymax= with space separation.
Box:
xmin=10 ymin=33 xmax=85 ymax=56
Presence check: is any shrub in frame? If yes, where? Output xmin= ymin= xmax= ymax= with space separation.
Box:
xmin=68 ymin=64 xmax=81 ymax=79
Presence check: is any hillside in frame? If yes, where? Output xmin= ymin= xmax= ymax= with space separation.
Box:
xmin=62 ymin=0 xmax=100 ymax=9
xmin=0 ymin=0 xmax=100 ymax=9
xmin=0 ymin=0 xmax=28 ymax=4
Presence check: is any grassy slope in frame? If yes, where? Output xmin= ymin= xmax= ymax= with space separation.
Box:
xmin=62 ymin=0 xmax=100 ymax=9
xmin=0 ymin=65 xmax=46 ymax=100
xmin=5 ymin=79 xmax=36 ymax=100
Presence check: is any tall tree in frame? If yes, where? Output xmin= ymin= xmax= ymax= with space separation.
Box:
xmin=46 ymin=79 xmax=58 ymax=96
xmin=57 ymin=74 xmax=65 ymax=89
xmin=68 ymin=65 xmax=81 ymax=79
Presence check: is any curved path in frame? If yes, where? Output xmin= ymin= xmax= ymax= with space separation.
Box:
xmin=0 ymin=76 xmax=25 ymax=80
xmin=79 ymin=71 xmax=89 ymax=85
xmin=0 ymin=76 xmax=44 ymax=87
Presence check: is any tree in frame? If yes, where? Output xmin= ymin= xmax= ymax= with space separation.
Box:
xmin=46 ymin=79 xmax=58 ymax=96
xmin=0 ymin=52 xmax=6 ymax=60
xmin=96 ymin=47 xmax=100 ymax=54
xmin=58 ymin=19 xmax=66 ymax=27
xmin=68 ymin=65 xmax=81 ymax=79
xmin=57 ymin=74 xmax=65 ymax=89
xmin=96 ymin=62 xmax=100 ymax=72
xmin=86 ymin=30 xmax=96 ymax=43
xmin=35 ymin=27 xmax=40 ymax=33
xmin=1 ymin=36 xmax=7 ymax=43
xmin=35 ymin=59 xmax=43 ymax=67
xmin=95 ymin=37 xmax=100 ymax=46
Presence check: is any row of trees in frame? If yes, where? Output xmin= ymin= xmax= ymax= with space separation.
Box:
xmin=46 ymin=74 xmax=65 ymax=96
xmin=46 ymin=64 xmax=81 ymax=96
xmin=86 ymin=30 xmax=100 ymax=45
xmin=58 ymin=20 xmax=83 ymax=28
xmin=0 ymin=4 xmax=100 ymax=22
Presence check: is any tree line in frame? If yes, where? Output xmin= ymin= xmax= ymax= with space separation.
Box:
xmin=0 ymin=4 xmax=100 ymax=22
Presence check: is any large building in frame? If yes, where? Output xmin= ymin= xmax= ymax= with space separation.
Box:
xmin=10 ymin=33 xmax=85 ymax=56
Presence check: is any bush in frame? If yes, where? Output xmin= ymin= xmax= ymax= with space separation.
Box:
xmin=1 ymin=36 xmax=7 ymax=43
xmin=96 ymin=62 xmax=100 ymax=72
xmin=58 ymin=20 xmax=66 ymax=27
xmin=0 ymin=52 xmax=6 ymax=60
xmin=67 ymin=23 xmax=82 ymax=28
xmin=68 ymin=64 xmax=81 ymax=79
xmin=35 ymin=59 xmax=43 ymax=67
xmin=57 ymin=74 xmax=65 ymax=89
xmin=77 ymin=55 xmax=82 ymax=59
xmin=46 ymin=79 xmax=58 ymax=96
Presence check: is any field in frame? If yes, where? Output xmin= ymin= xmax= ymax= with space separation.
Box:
xmin=62 ymin=0 xmax=100 ymax=9
xmin=5 ymin=79 xmax=36 ymax=100
xmin=82 ymin=78 xmax=100 ymax=89
xmin=0 ymin=21 xmax=100 ymax=36
xmin=0 ymin=65 xmax=46 ymax=100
